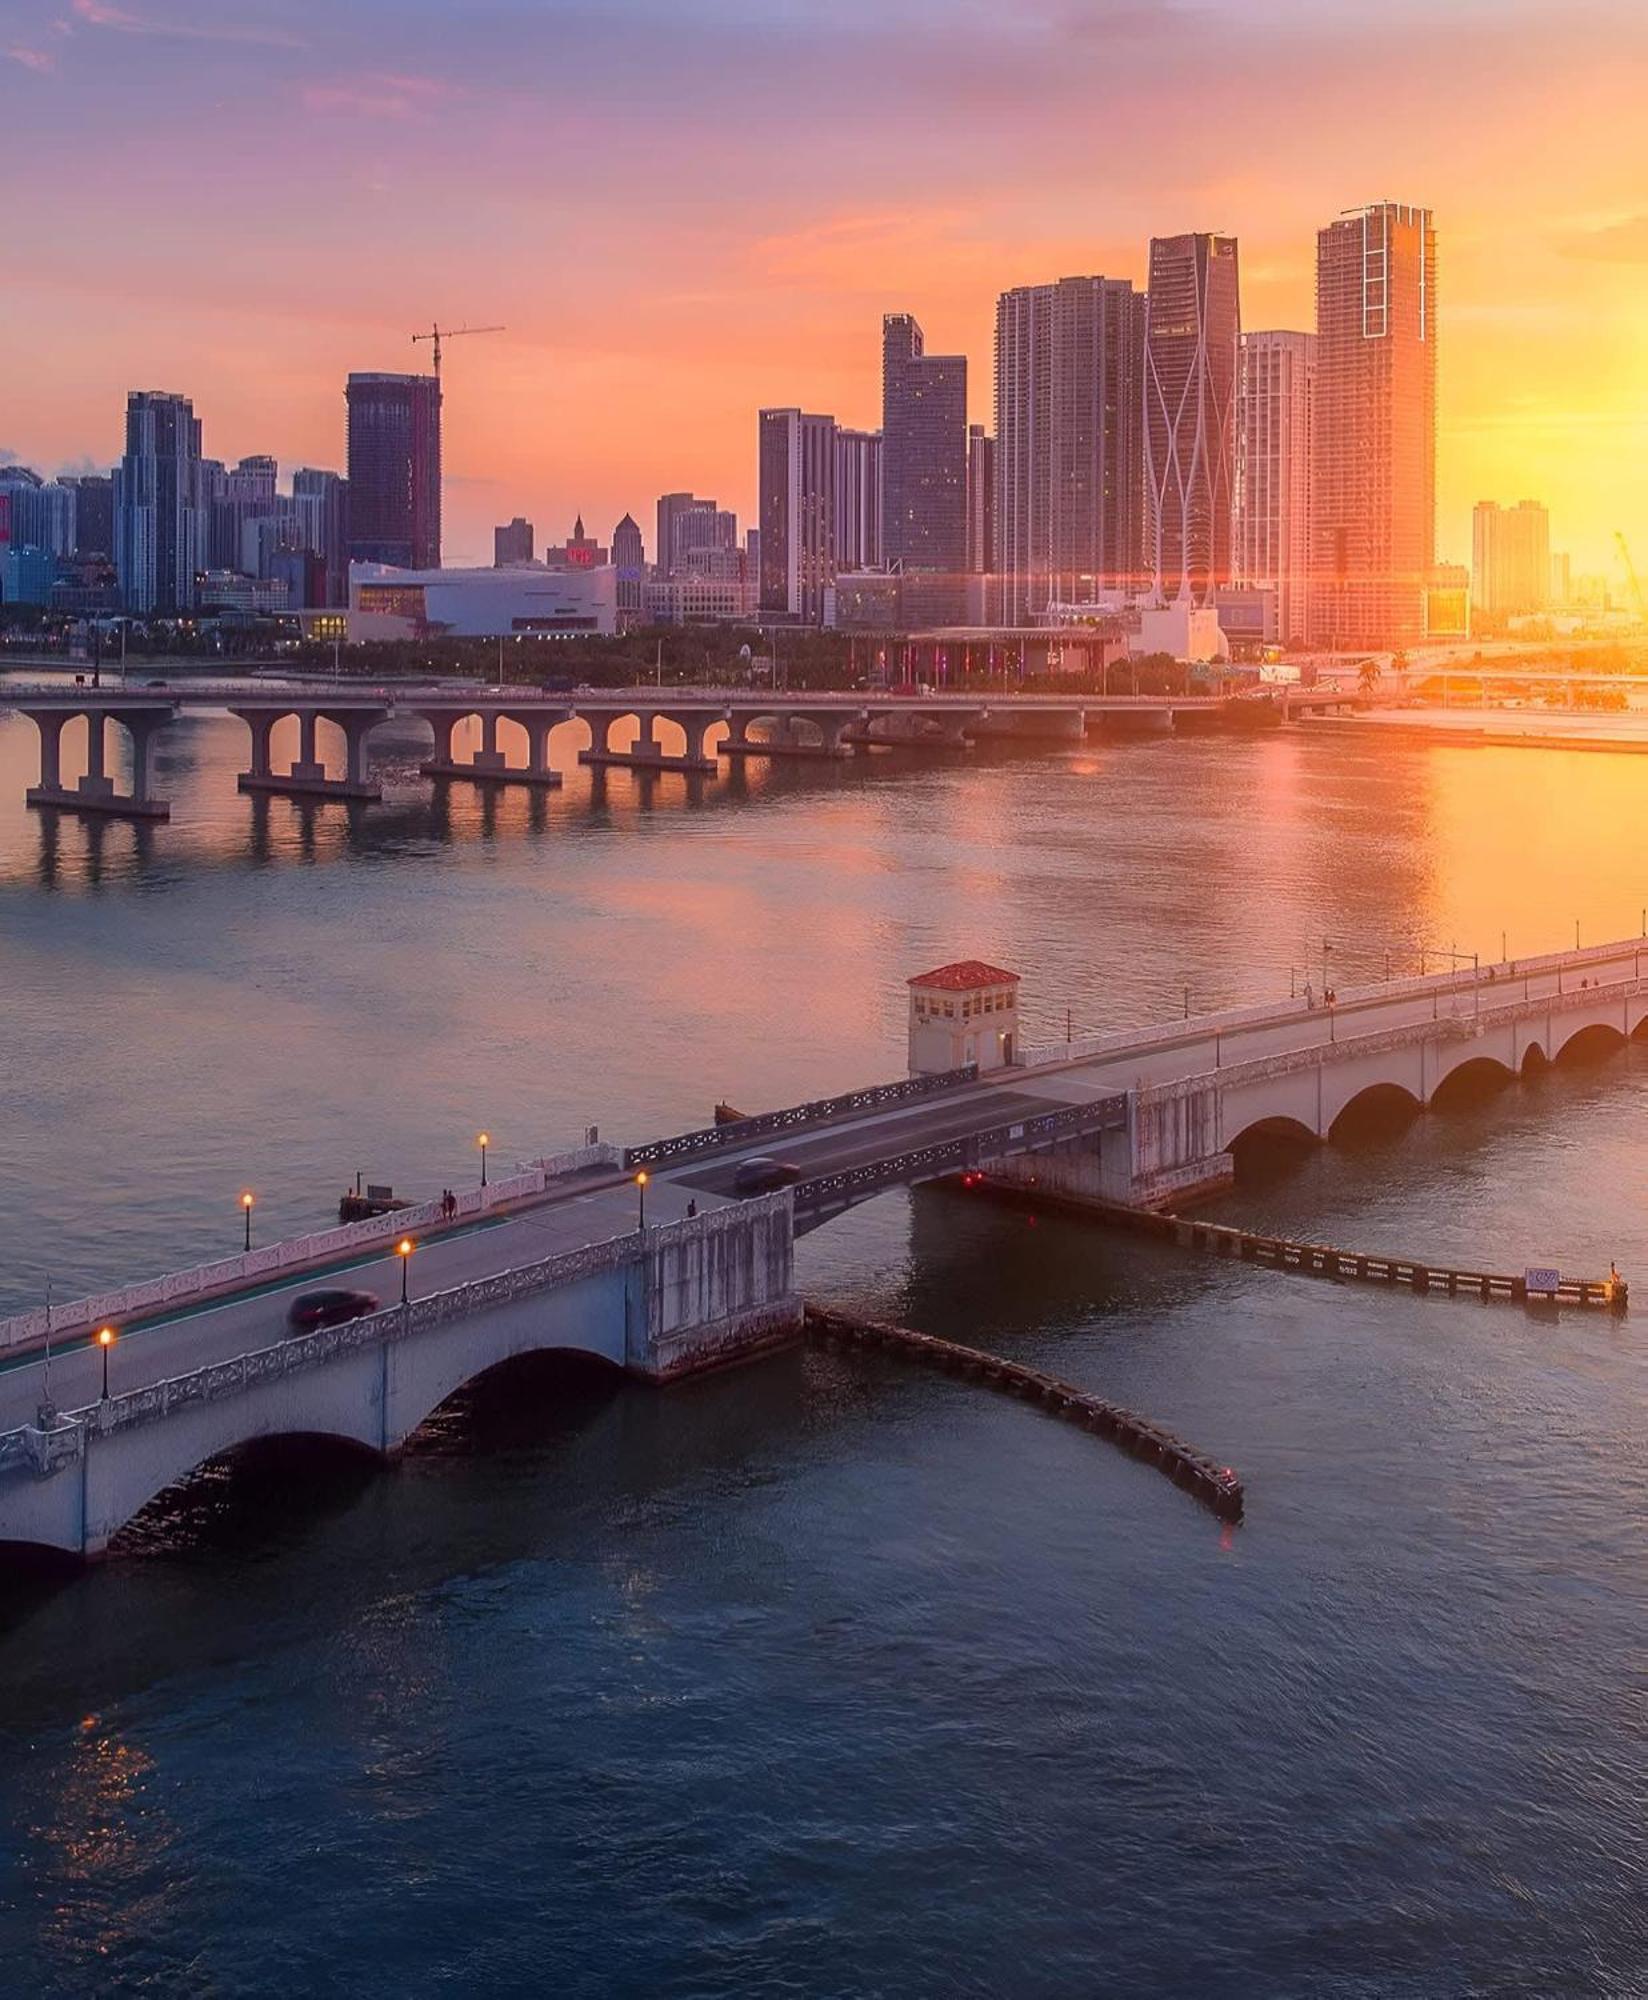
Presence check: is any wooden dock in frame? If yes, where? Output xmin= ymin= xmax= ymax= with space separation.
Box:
xmin=804 ymin=1305 xmax=1244 ymax=1521
xmin=974 ymin=1183 xmax=1628 ymax=1313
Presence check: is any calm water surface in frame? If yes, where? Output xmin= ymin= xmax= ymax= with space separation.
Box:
xmin=0 ymin=687 xmax=1645 ymax=1995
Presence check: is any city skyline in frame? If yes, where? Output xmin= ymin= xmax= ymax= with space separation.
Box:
xmin=3 ymin=0 xmax=1645 ymax=572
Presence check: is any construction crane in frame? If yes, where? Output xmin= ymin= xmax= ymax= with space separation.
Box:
xmin=1615 ymin=532 xmax=1647 ymax=627
xmin=411 ymin=322 xmax=504 ymax=378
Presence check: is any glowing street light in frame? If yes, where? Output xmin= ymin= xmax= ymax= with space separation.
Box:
xmin=241 ymin=1190 xmax=255 ymax=1253
xmin=97 ymin=1324 xmax=116 ymax=1401
xmin=397 ymin=1237 xmax=415 ymax=1306
xmin=636 ymin=1171 xmax=649 ymax=1230
xmin=477 ymin=1132 xmax=490 ymax=1188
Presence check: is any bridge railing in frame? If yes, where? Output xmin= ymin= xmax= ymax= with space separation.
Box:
xmin=0 ymin=1140 xmax=623 ymax=1360
xmin=794 ymin=1094 xmax=1127 ymax=1218
xmin=623 ymin=1066 xmax=979 ymax=1171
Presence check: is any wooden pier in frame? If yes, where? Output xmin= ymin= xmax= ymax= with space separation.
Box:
xmin=804 ymin=1306 xmax=1244 ymax=1521
xmin=974 ymin=1183 xmax=1628 ymax=1314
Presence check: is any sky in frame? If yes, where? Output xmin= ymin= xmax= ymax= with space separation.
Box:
xmin=3 ymin=0 xmax=1646 ymax=573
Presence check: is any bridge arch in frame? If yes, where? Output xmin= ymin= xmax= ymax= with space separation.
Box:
xmin=1327 ymin=1080 xmax=1424 ymax=1143
xmin=1552 ymin=1020 xmax=1629 ymax=1066
xmin=109 ymin=1428 xmax=383 ymax=1555
xmin=1226 ymin=1112 xmax=1320 ymax=1155
xmin=1428 ymin=1052 xmax=1516 ymax=1110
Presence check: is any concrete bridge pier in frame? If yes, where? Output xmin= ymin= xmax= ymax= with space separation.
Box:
xmin=579 ymin=708 xmax=721 ymax=775
xmin=721 ymin=711 xmax=857 ymax=761
xmin=24 ymin=705 xmax=175 ymax=821
xmin=417 ymin=707 xmax=568 ymax=789
xmin=234 ymin=706 xmax=386 ymax=803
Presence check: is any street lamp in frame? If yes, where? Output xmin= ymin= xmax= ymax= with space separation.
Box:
xmin=477 ymin=1132 xmax=489 ymax=1188
xmin=397 ymin=1237 xmax=414 ymax=1306
xmin=97 ymin=1324 xmax=116 ymax=1402
xmin=241 ymin=1190 xmax=255 ymax=1252
xmin=636 ymin=1170 xmax=649 ymax=1230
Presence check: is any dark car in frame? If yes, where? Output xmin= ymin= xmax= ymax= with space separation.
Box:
xmin=285 ymin=1287 xmax=380 ymax=1334
xmin=732 ymin=1156 xmax=803 ymax=1196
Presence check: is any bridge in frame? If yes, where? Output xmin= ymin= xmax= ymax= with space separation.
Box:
xmin=2 ymin=930 xmax=1637 ymax=1558
xmin=0 ymin=679 xmax=1359 ymax=820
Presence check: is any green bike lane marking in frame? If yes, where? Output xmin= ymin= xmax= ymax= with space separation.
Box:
xmin=0 ymin=1214 xmax=511 ymax=1382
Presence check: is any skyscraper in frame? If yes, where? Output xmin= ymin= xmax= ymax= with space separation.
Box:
xmin=494 ymin=517 xmax=536 ymax=566
xmin=65 ymin=474 xmax=115 ymax=560
xmin=966 ymin=426 xmax=995 ymax=578
xmin=656 ymin=492 xmax=720 ymax=581
xmin=292 ymin=468 xmax=349 ymax=607
xmin=115 ymin=390 xmax=209 ymax=614
xmin=210 ymin=454 xmax=277 ymax=571
xmin=1233 ymin=331 xmax=1316 ymax=645
xmin=882 ymin=314 xmax=967 ymax=620
xmin=758 ymin=408 xmax=835 ymax=624
xmin=1144 ymin=234 xmax=1240 ymax=605
xmin=612 ymin=512 xmax=645 ymax=614
xmin=1310 ymin=202 xmax=1436 ymax=649
xmin=1472 ymin=500 xmax=1549 ymax=620
xmin=994 ymin=276 xmax=1147 ymax=621
xmin=833 ymin=428 xmax=883 ymax=571
xmin=345 ymin=372 xmax=442 ymax=570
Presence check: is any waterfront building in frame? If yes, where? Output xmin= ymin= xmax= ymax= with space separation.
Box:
xmin=115 ymin=389 xmax=210 ymax=614
xmin=495 ymin=516 xmax=536 ymax=567
xmin=966 ymin=425 xmax=995 ymax=577
xmin=1234 ymin=330 xmax=1316 ymax=646
xmin=641 ymin=574 xmax=753 ymax=624
xmin=0 ymin=472 xmax=77 ymax=560
xmin=906 ymin=961 xmax=1021 ymax=1076
xmin=544 ymin=515 xmax=609 ymax=569
xmin=612 ymin=513 xmax=645 ymax=615
xmin=1310 ymin=201 xmax=1436 ymax=650
xmin=833 ymin=428 xmax=883 ymax=572
xmin=349 ymin=561 xmax=617 ymax=639
xmin=883 ymin=313 xmax=967 ymax=621
xmin=1144 ymin=234 xmax=1241 ymax=606
xmin=1426 ymin=562 xmax=1472 ymax=640
xmin=655 ymin=492 xmax=726 ymax=580
xmin=209 ymin=455 xmax=277 ymax=572
xmin=198 ymin=569 xmax=290 ymax=614
xmin=65 ymin=474 xmax=114 ymax=560
xmin=346 ymin=372 xmax=442 ymax=570
xmin=291 ymin=469 xmax=349 ymax=607
xmin=995 ymin=276 xmax=1147 ymax=623
xmin=1 ymin=544 xmax=59 ymax=606
xmin=1472 ymin=500 xmax=1550 ymax=620
xmin=758 ymin=407 xmax=836 ymax=624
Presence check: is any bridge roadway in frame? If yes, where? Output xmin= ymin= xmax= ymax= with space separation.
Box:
xmin=5 ymin=931 xmax=1642 ymax=1448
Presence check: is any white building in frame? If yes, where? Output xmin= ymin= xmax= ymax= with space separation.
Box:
xmin=1472 ymin=500 xmax=1550 ymax=619
xmin=1234 ymin=330 xmax=1315 ymax=647
xmin=641 ymin=575 xmax=753 ymax=625
xmin=907 ymin=961 xmax=1021 ymax=1075
xmin=348 ymin=562 xmax=618 ymax=640
xmin=1132 ymin=598 xmax=1228 ymax=664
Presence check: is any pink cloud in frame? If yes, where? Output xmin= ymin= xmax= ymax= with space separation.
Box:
xmin=70 ymin=0 xmax=304 ymax=47
xmin=7 ymin=45 xmax=56 ymax=71
xmin=300 ymin=73 xmax=455 ymax=120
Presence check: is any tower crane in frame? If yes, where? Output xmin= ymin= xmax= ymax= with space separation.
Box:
xmin=411 ymin=322 xmax=505 ymax=378
xmin=1615 ymin=532 xmax=1647 ymax=627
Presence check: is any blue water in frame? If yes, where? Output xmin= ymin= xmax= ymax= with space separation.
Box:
xmin=1 ymin=691 xmax=1646 ymax=1994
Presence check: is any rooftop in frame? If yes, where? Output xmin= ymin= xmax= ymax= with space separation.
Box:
xmin=907 ymin=961 xmax=1020 ymax=992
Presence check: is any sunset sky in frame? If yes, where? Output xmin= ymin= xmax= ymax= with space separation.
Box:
xmin=4 ymin=0 xmax=1646 ymax=574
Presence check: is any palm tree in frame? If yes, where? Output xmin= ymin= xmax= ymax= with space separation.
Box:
xmin=1357 ymin=658 xmax=1380 ymax=696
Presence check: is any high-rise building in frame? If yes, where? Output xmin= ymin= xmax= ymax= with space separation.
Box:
xmin=1234 ymin=330 xmax=1316 ymax=645
xmin=655 ymin=492 xmax=723 ymax=581
xmin=1310 ymin=202 xmax=1437 ymax=650
xmin=65 ymin=474 xmax=114 ymax=560
xmin=494 ymin=516 xmax=535 ymax=567
xmin=758 ymin=408 xmax=836 ymax=624
xmin=882 ymin=314 xmax=967 ymax=618
xmin=995 ymin=276 xmax=1147 ymax=621
xmin=612 ymin=513 xmax=645 ymax=614
xmin=346 ymin=372 xmax=441 ymax=571
xmin=832 ymin=428 xmax=883 ymax=572
xmin=0 ymin=472 xmax=77 ymax=559
xmin=115 ymin=390 xmax=210 ymax=614
xmin=544 ymin=515 xmax=609 ymax=569
xmin=209 ymin=454 xmax=277 ymax=571
xmin=1472 ymin=500 xmax=1550 ymax=620
xmin=292 ymin=468 xmax=349 ymax=607
xmin=966 ymin=426 xmax=995 ymax=577
xmin=1144 ymin=234 xmax=1240 ymax=605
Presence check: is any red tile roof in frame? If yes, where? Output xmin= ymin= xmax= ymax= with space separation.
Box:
xmin=907 ymin=960 xmax=1020 ymax=992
